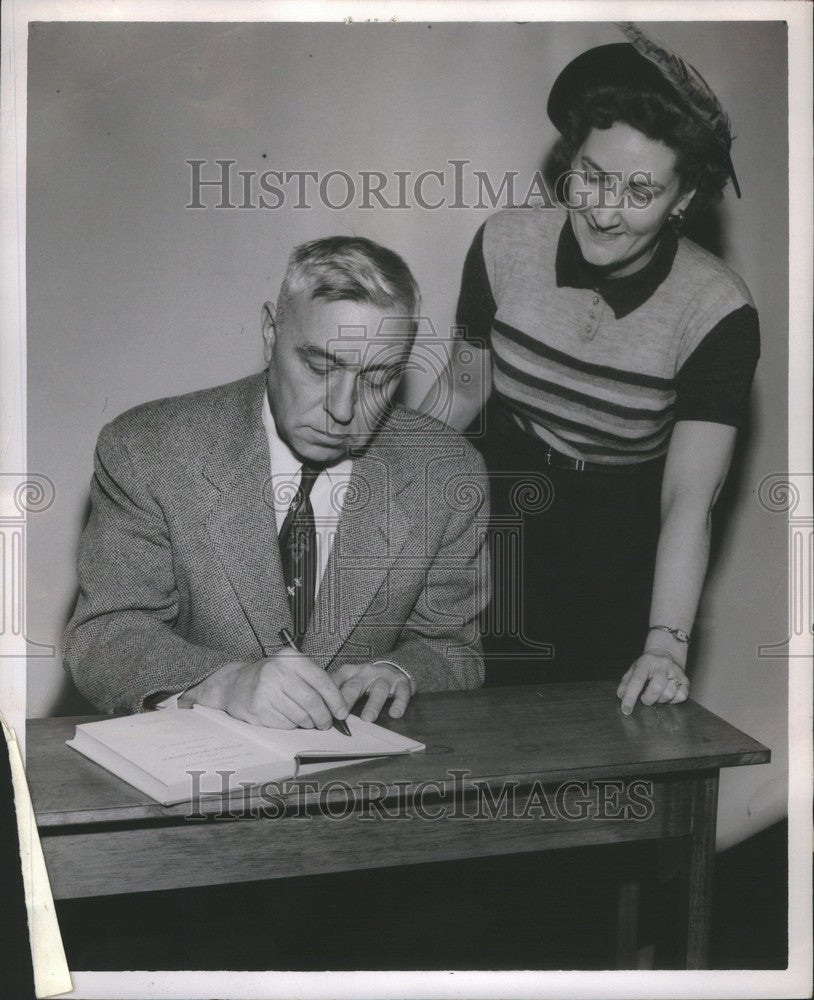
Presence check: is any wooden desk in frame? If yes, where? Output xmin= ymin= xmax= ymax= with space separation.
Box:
xmin=26 ymin=683 xmax=769 ymax=969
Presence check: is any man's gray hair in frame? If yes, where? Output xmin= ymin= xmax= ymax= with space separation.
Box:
xmin=278 ymin=236 xmax=420 ymax=336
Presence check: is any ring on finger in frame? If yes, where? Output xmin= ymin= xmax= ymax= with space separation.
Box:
xmin=666 ymin=674 xmax=685 ymax=687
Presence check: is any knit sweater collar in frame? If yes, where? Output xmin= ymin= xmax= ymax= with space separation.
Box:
xmin=555 ymin=216 xmax=678 ymax=319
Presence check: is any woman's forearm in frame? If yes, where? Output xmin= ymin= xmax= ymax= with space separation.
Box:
xmin=644 ymin=496 xmax=713 ymax=669
xmin=616 ymin=421 xmax=736 ymax=710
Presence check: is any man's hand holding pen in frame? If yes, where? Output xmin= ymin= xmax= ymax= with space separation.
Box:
xmin=178 ymin=652 xmax=350 ymax=731
xmin=178 ymin=648 xmax=415 ymax=729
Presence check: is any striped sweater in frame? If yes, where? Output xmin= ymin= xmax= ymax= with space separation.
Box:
xmin=458 ymin=207 xmax=760 ymax=465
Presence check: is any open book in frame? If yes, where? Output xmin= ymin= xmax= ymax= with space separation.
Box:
xmin=66 ymin=705 xmax=425 ymax=806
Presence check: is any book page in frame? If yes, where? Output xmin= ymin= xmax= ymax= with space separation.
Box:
xmin=192 ymin=704 xmax=425 ymax=758
xmin=69 ymin=709 xmax=291 ymax=788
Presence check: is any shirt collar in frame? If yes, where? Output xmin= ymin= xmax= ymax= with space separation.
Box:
xmin=555 ymin=215 xmax=678 ymax=319
xmin=261 ymin=392 xmax=352 ymax=486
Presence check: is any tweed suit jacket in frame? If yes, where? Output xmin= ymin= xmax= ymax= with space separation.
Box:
xmin=63 ymin=372 xmax=489 ymax=714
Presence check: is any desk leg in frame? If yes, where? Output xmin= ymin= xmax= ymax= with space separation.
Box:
xmin=682 ymin=771 xmax=719 ymax=969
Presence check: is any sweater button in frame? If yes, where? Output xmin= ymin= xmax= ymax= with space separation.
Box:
xmin=592 ymin=295 xmax=600 ymax=304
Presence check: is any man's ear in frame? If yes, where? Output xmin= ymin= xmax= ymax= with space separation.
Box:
xmin=261 ymin=301 xmax=277 ymax=363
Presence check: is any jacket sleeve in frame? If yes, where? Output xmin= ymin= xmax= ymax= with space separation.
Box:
xmin=62 ymin=422 xmax=228 ymax=715
xmin=386 ymin=449 xmax=490 ymax=692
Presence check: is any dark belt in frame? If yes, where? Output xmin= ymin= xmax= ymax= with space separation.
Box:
xmin=495 ymin=406 xmax=665 ymax=474
xmin=539 ymin=444 xmax=655 ymax=474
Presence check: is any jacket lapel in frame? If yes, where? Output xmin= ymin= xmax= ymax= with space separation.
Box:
xmin=303 ymin=446 xmax=412 ymax=667
xmin=201 ymin=381 xmax=418 ymax=667
xmin=203 ymin=375 xmax=292 ymax=656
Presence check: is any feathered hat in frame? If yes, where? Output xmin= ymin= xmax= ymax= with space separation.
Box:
xmin=547 ymin=22 xmax=740 ymax=197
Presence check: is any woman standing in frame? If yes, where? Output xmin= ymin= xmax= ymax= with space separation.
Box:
xmin=424 ymin=27 xmax=760 ymax=712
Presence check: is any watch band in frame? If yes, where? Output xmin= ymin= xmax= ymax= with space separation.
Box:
xmin=649 ymin=624 xmax=691 ymax=644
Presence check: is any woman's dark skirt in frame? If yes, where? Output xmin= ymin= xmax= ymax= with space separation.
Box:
xmin=476 ymin=404 xmax=665 ymax=686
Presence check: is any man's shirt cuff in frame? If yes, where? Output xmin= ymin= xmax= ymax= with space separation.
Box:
xmin=144 ymin=691 xmax=183 ymax=710
xmin=373 ymin=659 xmax=416 ymax=690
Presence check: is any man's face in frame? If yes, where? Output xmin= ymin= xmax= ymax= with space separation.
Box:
xmin=263 ymin=291 xmax=412 ymax=464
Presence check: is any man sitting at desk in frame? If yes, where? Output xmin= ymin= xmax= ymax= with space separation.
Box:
xmin=63 ymin=236 xmax=489 ymax=728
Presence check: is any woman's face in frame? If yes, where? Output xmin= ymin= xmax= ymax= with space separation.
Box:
xmin=567 ymin=121 xmax=696 ymax=277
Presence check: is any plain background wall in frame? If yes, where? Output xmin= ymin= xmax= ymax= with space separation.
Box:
xmin=26 ymin=20 xmax=788 ymax=848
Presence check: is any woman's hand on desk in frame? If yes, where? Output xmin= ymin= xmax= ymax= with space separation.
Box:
xmin=616 ymin=651 xmax=690 ymax=715
xmin=177 ymin=654 xmax=349 ymax=730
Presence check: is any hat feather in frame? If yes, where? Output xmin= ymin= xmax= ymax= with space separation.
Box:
xmin=616 ymin=21 xmax=733 ymax=152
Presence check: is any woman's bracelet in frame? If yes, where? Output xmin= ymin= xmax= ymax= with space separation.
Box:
xmin=649 ymin=624 xmax=690 ymax=644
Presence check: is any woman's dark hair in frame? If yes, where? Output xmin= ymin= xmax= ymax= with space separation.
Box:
xmin=555 ymin=83 xmax=732 ymax=214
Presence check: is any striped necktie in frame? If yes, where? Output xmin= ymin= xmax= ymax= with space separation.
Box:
xmin=278 ymin=464 xmax=321 ymax=640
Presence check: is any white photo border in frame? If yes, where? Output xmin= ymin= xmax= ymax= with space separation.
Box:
xmin=1 ymin=2 xmax=811 ymax=998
